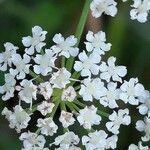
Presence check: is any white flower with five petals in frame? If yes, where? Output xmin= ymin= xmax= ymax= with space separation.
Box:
xmin=90 ymin=0 xmax=118 ymax=18
xmin=2 ymin=105 xmax=31 ymax=133
xmin=77 ymin=105 xmax=101 ymax=129
xmin=79 ymin=78 xmax=106 ymax=101
xmin=100 ymin=56 xmax=127 ymax=83
xmin=106 ymin=109 xmax=131 ymax=134
xmin=37 ymin=117 xmax=58 ymax=136
xmin=74 ymin=51 xmax=101 ymax=77
xmin=120 ymin=78 xmax=145 ymax=105
xmin=85 ymin=31 xmax=111 ymax=55
xmin=33 ymin=49 xmax=56 ymax=76
xmin=16 ymin=79 xmax=37 ymax=104
xmin=136 ymin=117 xmax=150 ymax=142
xmin=99 ymin=82 xmax=120 ymax=109
xmin=19 ymin=131 xmax=48 ymax=150
xmin=37 ymin=101 xmax=55 ymax=116
xmin=10 ymin=54 xmax=31 ymax=79
xmin=22 ymin=26 xmax=47 ymax=55
xmin=130 ymin=0 xmax=150 ymax=23
xmin=51 ymin=33 xmax=79 ymax=58
xmin=50 ymin=68 xmax=71 ymax=89
xmin=0 ymin=42 xmax=18 ymax=71
xmin=0 ymin=73 xmax=16 ymax=101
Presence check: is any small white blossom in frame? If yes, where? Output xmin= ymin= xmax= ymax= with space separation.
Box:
xmin=79 ymin=78 xmax=106 ymax=101
xmin=77 ymin=105 xmax=101 ymax=129
xmin=50 ymin=68 xmax=71 ymax=89
xmin=52 ymin=132 xmax=80 ymax=150
xmin=22 ymin=26 xmax=47 ymax=55
xmin=37 ymin=117 xmax=58 ymax=136
xmin=10 ymin=54 xmax=31 ymax=79
xmin=33 ymin=49 xmax=56 ymax=76
xmin=19 ymin=131 xmax=48 ymax=150
xmin=2 ymin=105 xmax=31 ymax=133
xmin=138 ymin=90 xmax=150 ymax=116
xmin=37 ymin=101 xmax=55 ymax=116
xmin=105 ymin=135 xmax=118 ymax=149
xmin=130 ymin=0 xmax=150 ymax=23
xmin=51 ymin=33 xmax=79 ymax=58
xmin=59 ymin=110 xmax=75 ymax=128
xmin=85 ymin=31 xmax=111 ymax=55
xmin=82 ymin=130 xmax=117 ymax=150
xmin=90 ymin=0 xmax=118 ymax=18
xmin=100 ymin=56 xmax=127 ymax=83
xmin=128 ymin=141 xmax=149 ymax=150
xmin=16 ymin=79 xmax=37 ymax=104
xmin=99 ymin=82 xmax=120 ymax=109
xmin=120 ymin=78 xmax=145 ymax=105
xmin=106 ymin=109 xmax=131 ymax=134
xmin=61 ymin=86 xmax=76 ymax=102
xmin=136 ymin=116 xmax=150 ymax=142
xmin=74 ymin=51 xmax=101 ymax=77
xmin=0 ymin=42 xmax=18 ymax=71
xmin=39 ymin=82 xmax=53 ymax=100
xmin=0 ymin=73 xmax=16 ymax=101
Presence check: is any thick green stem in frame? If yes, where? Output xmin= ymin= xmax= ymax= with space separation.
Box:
xmin=66 ymin=0 xmax=91 ymax=72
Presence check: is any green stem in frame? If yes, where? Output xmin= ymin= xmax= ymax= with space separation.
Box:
xmin=66 ymin=0 xmax=91 ymax=72
xmin=60 ymin=101 xmax=66 ymax=111
xmin=29 ymin=70 xmax=44 ymax=83
xmin=61 ymin=56 xmax=65 ymax=67
xmin=74 ymin=100 xmax=109 ymax=118
xmin=50 ymin=99 xmax=60 ymax=118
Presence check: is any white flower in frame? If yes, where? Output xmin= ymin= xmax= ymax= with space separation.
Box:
xmin=52 ymin=132 xmax=80 ymax=150
xmin=37 ymin=117 xmax=58 ymax=136
xmin=79 ymin=78 xmax=106 ymax=101
xmin=128 ymin=141 xmax=149 ymax=150
xmin=77 ymin=105 xmax=101 ymax=129
xmin=61 ymin=86 xmax=76 ymax=102
xmin=39 ymin=82 xmax=53 ymax=100
xmin=90 ymin=0 xmax=118 ymax=18
xmin=100 ymin=56 xmax=127 ymax=83
xmin=120 ymin=78 xmax=145 ymax=105
xmin=16 ymin=79 xmax=37 ymax=104
xmin=105 ymin=135 xmax=118 ymax=149
xmin=22 ymin=26 xmax=47 ymax=55
xmin=51 ymin=33 xmax=79 ymax=58
xmin=0 ymin=73 xmax=16 ymax=101
xmin=0 ymin=42 xmax=18 ymax=71
xmin=106 ymin=109 xmax=131 ymax=134
xmin=99 ymin=82 xmax=120 ymax=109
xmin=138 ymin=90 xmax=150 ymax=116
xmin=136 ymin=117 xmax=150 ymax=142
xmin=10 ymin=54 xmax=31 ymax=79
xmin=19 ymin=131 xmax=48 ymax=150
xmin=50 ymin=68 xmax=71 ymax=89
xmin=74 ymin=51 xmax=101 ymax=77
xmin=130 ymin=0 xmax=150 ymax=23
xmin=33 ymin=49 xmax=56 ymax=76
xmin=85 ymin=31 xmax=111 ymax=55
xmin=2 ymin=105 xmax=31 ymax=133
xmin=59 ymin=110 xmax=75 ymax=128
xmin=122 ymin=0 xmax=128 ymax=2
xmin=37 ymin=101 xmax=55 ymax=116
xmin=82 ymin=130 xmax=117 ymax=150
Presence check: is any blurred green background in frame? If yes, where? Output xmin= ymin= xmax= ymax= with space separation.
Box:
xmin=0 ymin=0 xmax=150 ymax=149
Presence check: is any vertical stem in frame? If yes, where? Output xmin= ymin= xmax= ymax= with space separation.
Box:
xmin=66 ymin=0 xmax=91 ymax=71
xmin=61 ymin=56 xmax=65 ymax=67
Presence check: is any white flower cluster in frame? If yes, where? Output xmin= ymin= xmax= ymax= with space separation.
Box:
xmin=0 ymin=22 xmax=149 ymax=150
xmin=90 ymin=0 xmax=150 ymax=23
